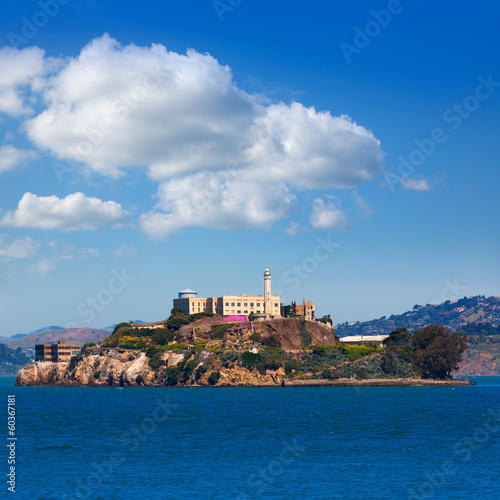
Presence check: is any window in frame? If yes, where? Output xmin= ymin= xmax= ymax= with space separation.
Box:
xmin=225 ymin=303 xmax=229 ymax=307
xmin=237 ymin=310 xmax=241 ymax=314
xmin=237 ymin=303 xmax=241 ymax=307
xmin=244 ymin=303 xmax=247 ymax=307
xmin=244 ymin=310 xmax=248 ymax=314
xmin=250 ymin=302 xmax=254 ymax=307
xmin=274 ymin=303 xmax=279 ymax=307
xmin=231 ymin=302 xmax=235 ymax=306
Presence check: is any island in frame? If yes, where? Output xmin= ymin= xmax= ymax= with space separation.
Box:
xmin=16 ymin=312 xmax=469 ymax=388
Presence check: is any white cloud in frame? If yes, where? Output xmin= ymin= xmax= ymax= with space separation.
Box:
xmin=25 ymin=35 xmax=384 ymax=187
xmin=114 ymin=244 xmax=136 ymax=257
xmin=310 ymin=197 xmax=348 ymax=229
xmin=3 ymin=35 xmax=386 ymax=236
xmin=401 ymin=176 xmax=432 ymax=192
xmin=0 ymin=46 xmax=46 ymax=116
xmin=29 ymin=259 xmax=57 ymax=277
xmin=0 ymin=192 xmax=129 ymax=231
xmin=0 ymin=236 xmax=40 ymax=259
xmin=139 ymin=173 xmax=295 ymax=238
xmin=0 ymin=145 xmax=38 ymax=173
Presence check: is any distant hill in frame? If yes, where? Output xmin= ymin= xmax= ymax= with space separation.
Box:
xmin=335 ymin=296 xmax=500 ymax=337
xmin=11 ymin=333 xmax=29 ymax=339
xmin=0 ymin=344 xmax=31 ymax=375
xmin=28 ymin=325 xmax=64 ymax=335
xmin=335 ymin=296 xmax=500 ymax=375
xmin=6 ymin=328 xmax=111 ymax=349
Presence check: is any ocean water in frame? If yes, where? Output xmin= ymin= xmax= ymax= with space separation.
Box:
xmin=1 ymin=376 xmax=499 ymax=500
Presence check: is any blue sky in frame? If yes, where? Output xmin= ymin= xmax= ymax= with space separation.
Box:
xmin=0 ymin=0 xmax=498 ymax=336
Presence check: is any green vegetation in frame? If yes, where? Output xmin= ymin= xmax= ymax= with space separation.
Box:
xmin=82 ymin=342 xmax=96 ymax=351
xmin=411 ymin=325 xmax=468 ymax=379
xmin=93 ymin=370 xmax=101 ymax=379
xmin=0 ymin=344 xmax=31 ymax=375
xmin=208 ymin=371 xmax=221 ymax=385
xmin=148 ymin=353 xmax=164 ymax=370
xmin=240 ymin=351 xmax=262 ymax=367
xmin=300 ymin=318 xmax=312 ymax=347
xmin=136 ymin=375 xmax=144 ymax=385
xmin=249 ymin=331 xmax=262 ymax=342
xmin=211 ymin=323 xmax=234 ymax=340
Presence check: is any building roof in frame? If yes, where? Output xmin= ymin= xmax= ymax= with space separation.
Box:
xmin=179 ymin=288 xmax=197 ymax=294
xmin=339 ymin=335 xmax=389 ymax=343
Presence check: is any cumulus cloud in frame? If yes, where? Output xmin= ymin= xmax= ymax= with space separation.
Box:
xmin=0 ymin=145 xmax=38 ymax=173
xmin=2 ymin=34 xmax=386 ymax=237
xmin=0 ymin=46 xmax=46 ymax=116
xmin=25 ymin=35 xmax=384 ymax=188
xmin=310 ymin=197 xmax=347 ymax=229
xmin=0 ymin=236 xmax=40 ymax=259
xmin=401 ymin=176 xmax=432 ymax=192
xmin=139 ymin=173 xmax=295 ymax=238
xmin=0 ymin=192 xmax=129 ymax=231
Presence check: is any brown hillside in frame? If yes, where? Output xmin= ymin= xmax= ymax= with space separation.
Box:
xmin=262 ymin=318 xmax=339 ymax=350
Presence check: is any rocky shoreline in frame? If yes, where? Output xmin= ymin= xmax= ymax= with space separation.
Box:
xmin=15 ymin=355 xmax=470 ymax=388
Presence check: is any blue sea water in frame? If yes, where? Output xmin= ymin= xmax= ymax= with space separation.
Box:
xmin=1 ymin=376 xmax=499 ymax=500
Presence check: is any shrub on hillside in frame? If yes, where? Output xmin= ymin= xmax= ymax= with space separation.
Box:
xmin=240 ymin=351 xmax=262 ymax=367
xmin=208 ymin=371 xmax=221 ymax=385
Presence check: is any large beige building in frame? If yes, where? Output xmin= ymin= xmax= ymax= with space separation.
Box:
xmin=173 ymin=269 xmax=281 ymax=318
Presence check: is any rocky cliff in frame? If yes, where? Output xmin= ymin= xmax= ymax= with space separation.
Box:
xmin=15 ymin=348 xmax=286 ymax=387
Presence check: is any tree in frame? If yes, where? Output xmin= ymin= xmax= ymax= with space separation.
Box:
xmin=318 ymin=314 xmax=332 ymax=325
xmin=383 ymin=328 xmax=411 ymax=347
xmin=281 ymin=304 xmax=291 ymax=317
xmin=112 ymin=322 xmax=129 ymax=334
xmin=411 ymin=325 xmax=468 ymax=379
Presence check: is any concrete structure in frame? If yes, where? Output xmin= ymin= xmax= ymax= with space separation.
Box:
xmin=264 ymin=268 xmax=272 ymax=316
xmin=173 ymin=269 xmax=281 ymax=319
xmin=291 ymin=298 xmax=315 ymax=321
xmin=339 ymin=335 xmax=389 ymax=345
xmin=35 ymin=341 xmax=81 ymax=362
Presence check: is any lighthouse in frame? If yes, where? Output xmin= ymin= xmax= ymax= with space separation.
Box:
xmin=264 ymin=268 xmax=272 ymax=316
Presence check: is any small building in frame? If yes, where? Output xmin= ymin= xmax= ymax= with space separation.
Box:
xmin=35 ymin=341 xmax=81 ymax=362
xmin=291 ymin=298 xmax=315 ymax=321
xmin=339 ymin=335 xmax=389 ymax=345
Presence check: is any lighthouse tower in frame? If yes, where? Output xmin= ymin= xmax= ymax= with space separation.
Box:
xmin=264 ymin=268 xmax=272 ymax=316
